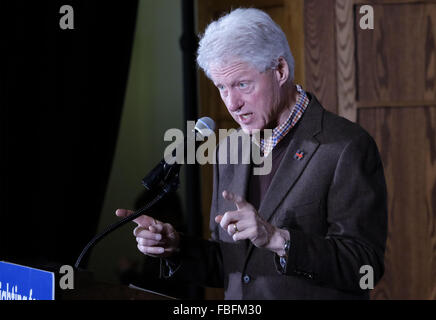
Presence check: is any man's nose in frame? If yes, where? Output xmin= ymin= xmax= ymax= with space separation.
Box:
xmin=227 ymin=90 xmax=244 ymax=112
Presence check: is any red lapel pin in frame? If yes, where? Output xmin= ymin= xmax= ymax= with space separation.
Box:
xmin=294 ymin=150 xmax=305 ymax=160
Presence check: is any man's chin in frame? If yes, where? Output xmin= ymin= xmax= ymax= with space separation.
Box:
xmin=241 ymin=126 xmax=263 ymax=136
xmin=240 ymin=124 xmax=258 ymax=134
xmin=241 ymin=127 xmax=251 ymax=134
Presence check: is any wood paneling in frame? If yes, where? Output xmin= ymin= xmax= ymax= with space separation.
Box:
xmin=304 ymin=0 xmax=338 ymax=114
xmin=305 ymin=0 xmax=436 ymax=299
xmin=359 ymin=106 xmax=436 ymax=299
xmin=354 ymin=1 xmax=436 ymax=299
xmin=356 ymin=3 xmax=436 ymax=103
xmin=336 ymin=0 xmax=357 ymax=121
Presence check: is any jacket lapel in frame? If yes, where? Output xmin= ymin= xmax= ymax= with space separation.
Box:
xmin=259 ymin=95 xmax=323 ymax=223
xmin=257 ymin=136 xmax=320 ymax=223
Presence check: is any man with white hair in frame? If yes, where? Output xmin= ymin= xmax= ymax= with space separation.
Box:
xmin=117 ymin=8 xmax=387 ymax=299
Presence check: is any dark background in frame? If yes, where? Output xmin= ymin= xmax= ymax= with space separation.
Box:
xmin=0 ymin=1 xmax=138 ymax=266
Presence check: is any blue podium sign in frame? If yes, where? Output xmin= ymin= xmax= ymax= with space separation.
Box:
xmin=0 ymin=261 xmax=55 ymax=300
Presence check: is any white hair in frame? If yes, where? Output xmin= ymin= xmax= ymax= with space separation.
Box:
xmin=197 ymin=8 xmax=295 ymax=81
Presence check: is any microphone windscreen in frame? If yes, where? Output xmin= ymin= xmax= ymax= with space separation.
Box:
xmin=195 ymin=117 xmax=216 ymax=137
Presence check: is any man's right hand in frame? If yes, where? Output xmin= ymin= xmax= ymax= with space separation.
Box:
xmin=115 ymin=209 xmax=180 ymax=258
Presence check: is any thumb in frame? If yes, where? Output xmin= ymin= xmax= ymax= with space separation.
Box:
xmin=222 ymin=190 xmax=251 ymax=211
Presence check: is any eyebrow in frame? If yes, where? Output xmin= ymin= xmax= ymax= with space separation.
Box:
xmin=215 ymin=79 xmax=252 ymax=88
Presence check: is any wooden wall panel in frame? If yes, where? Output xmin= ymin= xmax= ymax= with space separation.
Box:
xmin=354 ymin=1 xmax=436 ymax=299
xmin=356 ymin=3 xmax=436 ymax=104
xmin=304 ymin=0 xmax=436 ymax=299
xmin=359 ymin=106 xmax=436 ymax=299
xmin=304 ymin=0 xmax=338 ymax=114
xmin=335 ymin=0 xmax=357 ymax=121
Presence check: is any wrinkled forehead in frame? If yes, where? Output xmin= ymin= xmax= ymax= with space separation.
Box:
xmin=208 ymin=59 xmax=261 ymax=80
xmin=209 ymin=56 xmax=261 ymax=72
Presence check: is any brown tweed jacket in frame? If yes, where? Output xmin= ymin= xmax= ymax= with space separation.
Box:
xmin=163 ymin=93 xmax=388 ymax=300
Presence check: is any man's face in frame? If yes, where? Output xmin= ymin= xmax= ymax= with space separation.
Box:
xmin=209 ymin=61 xmax=285 ymax=134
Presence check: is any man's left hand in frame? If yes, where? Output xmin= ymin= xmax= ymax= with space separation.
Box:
xmin=215 ymin=190 xmax=289 ymax=255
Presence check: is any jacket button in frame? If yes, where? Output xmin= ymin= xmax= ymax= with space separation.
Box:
xmin=243 ymin=274 xmax=251 ymax=284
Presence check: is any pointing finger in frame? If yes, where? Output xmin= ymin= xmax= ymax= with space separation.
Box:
xmin=215 ymin=215 xmax=223 ymax=224
xmin=222 ymin=190 xmax=250 ymax=211
xmin=115 ymin=209 xmax=158 ymax=228
xmin=115 ymin=208 xmax=134 ymax=218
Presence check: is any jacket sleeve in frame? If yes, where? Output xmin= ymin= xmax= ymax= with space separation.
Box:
xmin=274 ymin=132 xmax=388 ymax=294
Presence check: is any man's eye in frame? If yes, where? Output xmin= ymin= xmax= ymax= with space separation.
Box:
xmin=239 ymin=82 xmax=248 ymax=89
xmin=217 ymin=85 xmax=225 ymax=90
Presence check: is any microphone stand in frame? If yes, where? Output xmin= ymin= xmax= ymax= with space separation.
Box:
xmin=74 ymin=164 xmax=181 ymax=270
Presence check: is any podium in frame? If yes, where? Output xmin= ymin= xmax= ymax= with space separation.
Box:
xmin=0 ymin=260 xmax=175 ymax=300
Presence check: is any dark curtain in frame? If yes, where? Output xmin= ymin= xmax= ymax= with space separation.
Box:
xmin=0 ymin=1 xmax=138 ymax=266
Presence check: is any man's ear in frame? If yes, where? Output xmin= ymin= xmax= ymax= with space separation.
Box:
xmin=274 ymin=57 xmax=290 ymax=87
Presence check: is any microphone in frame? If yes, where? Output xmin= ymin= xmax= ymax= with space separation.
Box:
xmin=193 ymin=117 xmax=215 ymax=137
xmin=142 ymin=117 xmax=215 ymax=190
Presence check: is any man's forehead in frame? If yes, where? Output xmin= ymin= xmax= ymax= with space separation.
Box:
xmin=209 ymin=60 xmax=259 ymax=81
